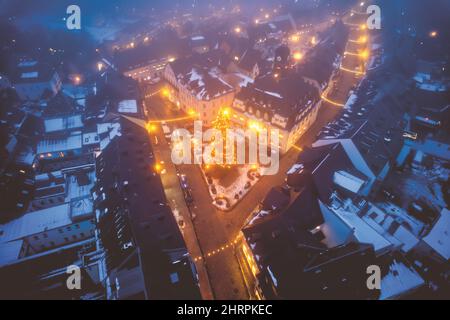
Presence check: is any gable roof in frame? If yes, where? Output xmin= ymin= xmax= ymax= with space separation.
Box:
xmin=422 ymin=208 xmax=450 ymax=260
xmin=168 ymin=51 xmax=234 ymax=101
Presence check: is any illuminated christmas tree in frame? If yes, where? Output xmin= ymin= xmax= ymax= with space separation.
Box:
xmin=212 ymin=107 xmax=231 ymax=134
xmin=211 ymin=107 xmax=234 ymax=167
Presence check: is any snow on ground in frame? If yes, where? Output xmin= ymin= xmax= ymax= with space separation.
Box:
xmin=202 ymin=165 xmax=261 ymax=211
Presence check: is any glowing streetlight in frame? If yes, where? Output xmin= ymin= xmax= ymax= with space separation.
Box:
xmin=293 ymin=52 xmax=303 ymax=61
xmin=234 ymin=27 xmax=241 ymax=34
xmin=154 ymin=161 xmax=165 ymax=174
xmin=147 ymin=124 xmax=157 ymax=133
xmin=265 ymin=13 xmax=270 ymax=19
xmin=73 ymin=75 xmax=81 ymax=85
xmin=248 ymin=120 xmax=263 ymax=132
xmin=290 ymin=34 xmax=300 ymax=42
xmin=360 ymin=24 xmax=367 ymax=30
xmin=359 ymin=36 xmax=367 ymax=43
xmin=429 ymin=31 xmax=438 ymax=38
xmin=97 ymin=62 xmax=104 ymax=72
xmin=162 ymin=88 xmax=170 ymax=97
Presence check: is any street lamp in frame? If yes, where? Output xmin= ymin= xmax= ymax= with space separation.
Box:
xmin=147 ymin=124 xmax=157 ymax=133
xmin=162 ymin=88 xmax=170 ymax=98
xmin=73 ymin=75 xmax=81 ymax=85
xmin=290 ymin=35 xmax=300 ymax=43
xmin=293 ymin=52 xmax=303 ymax=61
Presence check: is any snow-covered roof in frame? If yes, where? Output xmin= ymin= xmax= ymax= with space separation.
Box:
xmin=422 ymin=208 xmax=450 ymax=260
xmin=0 ymin=240 xmax=23 ymax=266
xmin=0 ymin=204 xmax=71 ymax=243
xmin=169 ymin=52 xmax=235 ymax=101
xmin=118 ymin=99 xmax=138 ymax=114
xmin=287 ymin=163 xmax=304 ymax=175
xmin=82 ymin=132 xmax=100 ymax=145
xmin=71 ymin=196 xmax=94 ymax=220
xmin=344 ymin=93 xmax=357 ymax=110
xmin=21 ymin=71 xmax=38 ymax=79
xmin=393 ymin=226 xmax=420 ymax=253
xmin=98 ymin=122 xmax=121 ymax=151
xmin=329 ymin=199 xmax=392 ymax=254
xmin=66 ymin=170 xmax=95 ymax=201
xmin=62 ymin=84 xmax=88 ymax=99
xmin=191 ymin=36 xmax=205 ymax=41
xmin=255 ymin=88 xmax=283 ymax=99
xmin=18 ymin=60 xmax=37 ymax=67
xmin=37 ymin=134 xmax=82 ymax=154
xmin=380 ymin=259 xmax=424 ymax=300
xmin=333 ymin=170 xmax=366 ymax=194
xmin=15 ymin=147 xmax=35 ymax=166
xmin=313 ymin=138 xmax=376 ymax=183
xmin=267 ymin=266 xmax=278 ymax=287
xmin=235 ymin=73 xmax=254 ymax=88
xmin=44 ymin=114 xmax=83 ymax=133
xmin=234 ymin=71 xmax=320 ymax=129
xmin=362 ymin=204 xmax=420 ymax=254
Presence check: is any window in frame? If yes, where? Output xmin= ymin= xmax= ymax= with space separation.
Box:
xmin=33 ymin=235 xmax=39 ymax=240
xmin=64 ymin=237 xmax=69 ymax=242
xmin=170 ymin=272 xmax=180 ymax=284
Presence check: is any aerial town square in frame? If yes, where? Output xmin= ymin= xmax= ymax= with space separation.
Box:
xmin=0 ymin=0 xmax=448 ymax=302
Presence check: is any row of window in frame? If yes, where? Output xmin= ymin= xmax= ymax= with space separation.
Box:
xmin=32 ymin=220 xmax=95 ymax=240
xmin=37 ymin=231 xmax=93 ymax=250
